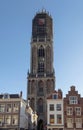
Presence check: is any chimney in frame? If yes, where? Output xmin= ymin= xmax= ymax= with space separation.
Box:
xmin=58 ymin=89 xmax=62 ymax=99
xmin=20 ymin=91 xmax=22 ymax=98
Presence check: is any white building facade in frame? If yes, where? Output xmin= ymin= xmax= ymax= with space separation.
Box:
xmin=0 ymin=92 xmax=28 ymax=130
xmin=47 ymin=90 xmax=64 ymax=130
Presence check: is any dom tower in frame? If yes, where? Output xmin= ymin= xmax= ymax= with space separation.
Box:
xmin=27 ymin=10 xmax=55 ymax=127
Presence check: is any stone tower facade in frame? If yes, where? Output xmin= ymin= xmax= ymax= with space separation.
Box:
xmin=27 ymin=10 xmax=55 ymax=125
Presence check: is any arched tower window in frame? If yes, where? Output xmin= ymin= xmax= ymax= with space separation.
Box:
xmin=38 ymin=46 xmax=45 ymax=73
xmin=37 ymin=98 xmax=43 ymax=113
xmin=46 ymin=46 xmax=51 ymax=73
xmin=38 ymin=45 xmax=45 ymax=57
xmin=46 ymin=79 xmax=51 ymax=94
xmin=31 ymin=80 xmax=35 ymax=94
xmin=51 ymin=79 xmax=54 ymax=90
xmin=38 ymin=80 xmax=44 ymax=96
xmin=46 ymin=79 xmax=54 ymax=94
xmin=28 ymin=80 xmax=31 ymax=94
xmin=38 ymin=62 xmax=44 ymax=73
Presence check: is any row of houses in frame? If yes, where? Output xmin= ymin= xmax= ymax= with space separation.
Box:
xmin=47 ymin=86 xmax=83 ymax=130
xmin=0 ymin=85 xmax=83 ymax=130
xmin=0 ymin=91 xmax=38 ymax=130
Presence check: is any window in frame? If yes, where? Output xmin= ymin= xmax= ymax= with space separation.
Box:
xmin=52 ymin=94 xmax=58 ymax=99
xmin=67 ymin=118 xmax=73 ymax=128
xmin=12 ymin=115 xmax=18 ymax=125
xmin=47 ymin=80 xmax=51 ymax=94
xmin=38 ymin=81 xmax=43 ymax=92
xmin=57 ymin=114 xmax=62 ymax=124
xmin=3 ymin=93 xmax=10 ymax=99
xmin=38 ymin=46 xmax=45 ymax=57
xmin=50 ymin=114 xmax=54 ymax=124
xmin=0 ymin=104 xmax=5 ymax=112
xmin=75 ymin=107 xmax=81 ymax=115
xmin=49 ymin=104 xmax=54 ymax=111
xmin=31 ymin=80 xmax=35 ymax=94
xmin=37 ymin=26 xmax=46 ymax=36
xmin=38 ymin=62 xmax=44 ymax=73
xmin=69 ymin=96 xmax=78 ymax=104
xmin=67 ymin=107 xmax=73 ymax=115
xmin=6 ymin=104 xmax=12 ymax=113
xmin=0 ymin=115 xmax=4 ymax=125
xmin=38 ymin=81 xmax=44 ymax=96
xmin=5 ymin=115 xmax=11 ymax=125
xmin=13 ymin=103 xmax=19 ymax=112
xmin=38 ymin=99 xmax=43 ymax=113
xmin=39 ymin=86 xmax=43 ymax=93
xmin=56 ymin=104 xmax=61 ymax=111
xmin=75 ymin=118 xmax=82 ymax=128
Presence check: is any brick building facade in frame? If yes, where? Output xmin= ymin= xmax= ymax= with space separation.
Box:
xmin=64 ymin=86 xmax=83 ymax=130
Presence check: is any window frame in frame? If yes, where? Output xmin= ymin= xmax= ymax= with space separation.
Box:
xmin=12 ymin=115 xmax=18 ymax=125
xmin=75 ymin=118 xmax=82 ymax=128
xmin=75 ymin=107 xmax=81 ymax=115
xmin=57 ymin=114 xmax=62 ymax=124
xmin=67 ymin=107 xmax=73 ymax=115
xmin=38 ymin=62 xmax=44 ymax=73
xmin=5 ymin=115 xmax=11 ymax=125
xmin=13 ymin=103 xmax=19 ymax=113
xmin=0 ymin=104 xmax=5 ymax=113
xmin=6 ymin=104 xmax=12 ymax=113
xmin=69 ymin=96 xmax=78 ymax=104
xmin=50 ymin=114 xmax=55 ymax=124
xmin=52 ymin=94 xmax=58 ymax=99
xmin=56 ymin=104 xmax=61 ymax=111
xmin=38 ymin=46 xmax=45 ymax=58
xmin=49 ymin=104 xmax=54 ymax=111
xmin=67 ymin=118 xmax=73 ymax=128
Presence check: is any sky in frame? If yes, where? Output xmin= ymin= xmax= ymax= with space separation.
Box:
xmin=0 ymin=0 xmax=83 ymax=99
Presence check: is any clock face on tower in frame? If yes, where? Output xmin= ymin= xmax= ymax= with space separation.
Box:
xmin=38 ymin=18 xmax=45 ymax=25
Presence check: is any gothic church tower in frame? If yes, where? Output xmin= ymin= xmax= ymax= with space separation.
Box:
xmin=27 ymin=10 xmax=55 ymax=124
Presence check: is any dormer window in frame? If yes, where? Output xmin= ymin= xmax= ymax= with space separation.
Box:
xmin=3 ymin=93 xmax=10 ymax=99
xmin=52 ymin=94 xmax=58 ymax=99
xmin=69 ymin=96 xmax=78 ymax=104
